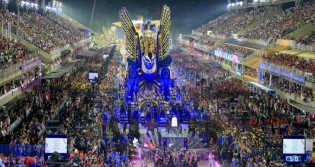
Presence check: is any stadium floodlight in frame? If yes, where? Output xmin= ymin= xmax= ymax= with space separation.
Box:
xmin=45 ymin=6 xmax=52 ymax=11
xmin=20 ymin=0 xmax=25 ymax=7
xmin=231 ymin=3 xmax=235 ymax=6
xmin=240 ymin=1 xmax=243 ymax=6
xmin=25 ymin=1 xmax=30 ymax=7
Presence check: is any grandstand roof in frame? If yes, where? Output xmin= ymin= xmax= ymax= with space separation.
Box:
xmin=228 ymin=0 xmax=297 ymax=11
xmin=289 ymin=99 xmax=314 ymax=112
xmin=42 ymin=60 xmax=78 ymax=79
xmin=267 ymin=44 xmax=290 ymax=52
xmin=78 ymin=50 xmax=99 ymax=57
xmin=42 ymin=72 xmax=65 ymax=79
xmin=281 ymin=49 xmax=315 ymax=60
xmin=225 ymin=38 xmax=263 ymax=50
xmin=243 ymin=57 xmax=260 ymax=69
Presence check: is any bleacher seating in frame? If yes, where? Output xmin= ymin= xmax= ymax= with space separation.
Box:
xmin=240 ymin=3 xmax=315 ymax=42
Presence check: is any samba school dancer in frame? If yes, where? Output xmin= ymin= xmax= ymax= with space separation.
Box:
xmin=154 ymin=149 xmax=163 ymax=167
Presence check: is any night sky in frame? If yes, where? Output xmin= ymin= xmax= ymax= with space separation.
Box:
xmin=60 ymin=0 xmax=228 ymax=35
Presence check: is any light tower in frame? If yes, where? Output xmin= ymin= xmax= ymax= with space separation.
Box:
xmin=227 ymin=0 xmax=231 ymax=11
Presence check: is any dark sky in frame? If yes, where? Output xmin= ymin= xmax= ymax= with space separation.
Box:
xmin=61 ymin=0 xmax=227 ymax=35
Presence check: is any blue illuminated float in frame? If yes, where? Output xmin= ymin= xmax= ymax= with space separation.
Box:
xmin=119 ymin=5 xmax=174 ymax=124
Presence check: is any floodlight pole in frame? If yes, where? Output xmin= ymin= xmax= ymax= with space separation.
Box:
xmin=89 ymin=0 xmax=96 ymax=30
xmin=16 ymin=0 xmax=20 ymax=41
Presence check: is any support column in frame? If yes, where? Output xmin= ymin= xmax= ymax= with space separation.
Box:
xmin=269 ymin=74 xmax=272 ymax=86
xmin=244 ymin=0 xmax=248 ymax=6
xmin=301 ymin=85 xmax=303 ymax=100
xmin=16 ymin=0 xmax=20 ymax=41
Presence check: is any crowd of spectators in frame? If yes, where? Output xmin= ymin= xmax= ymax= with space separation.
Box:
xmin=0 ymin=31 xmax=40 ymax=99
xmin=46 ymin=14 xmax=88 ymax=44
xmin=241 ymin=2 xmax=315 ymax=42
xmin=243 ymin=68 xmax=258 ymax=78
xmin=194 ymin=6 xmax=280 ymax=38
xmin=0 ymin=9 xmax=87 ymax=54
xmin=295 ymin=31 xmax=315 ymax=46
xmin=0 ymin=79 xmax=20 ymax=97
xmin=212 ymin=7 xmax=278 ymax=38
xmin=193 ymin=38 xmax=215 ymax=47
xmin=218 ymin=44 xmax=254 ymax=57
xmin=71 ymin=49 xmax=104 ymax=90
xmin=0 ymin=34 xmax=37 ymax=74
xmin=194 ymin=12 xmax=238 ymax=34
xmin=262 ymin=74 xmax=314 ymax=103
xmin=0 ymin=80 xmax=66 ymax=145
xmin=171 ymin=48 xmax=313 ymax=166
xmin=262 ymin=53 xmax=315 ymax=74
xmin=0 ymin=45 xmax=120 ymax=166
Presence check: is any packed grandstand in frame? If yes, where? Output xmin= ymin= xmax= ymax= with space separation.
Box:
xmin=0 ymin=0 xmax=315 ymax=167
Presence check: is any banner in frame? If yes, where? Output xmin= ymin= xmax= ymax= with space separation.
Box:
xmin=259 ymin=63 xmax=305 ymax=85
xmin=291 ymin=73 xmax=305 ymax=84
xmin=280 ymin=69 xmax=291 ymax=80
xmin=22 ymin=60 xmax=41 ymax=73
xmin=21 ymin=77 xmax=41 ymax=92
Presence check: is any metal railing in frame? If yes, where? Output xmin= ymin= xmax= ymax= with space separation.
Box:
xmin=191 ymin=30 xmax=203 ymax=36
xmin=276 ymin=39 xmax=315 ymax=52
xmin=50 ymin=44 xmax=70 ymax=56
xmin=0 ymin=144 xmax=44 ymax=157
xmin=0 ymin=63 xmax=22 ymax=78
xmin=260 ymin=60 xmax=315 ymax=83
xmin=0 ymin=56 xmax=40 ymax=80
xmin=293 ymin=43 xmax=315 ymax=52
xmin=208 ymin=33 xmax=226 ymax=40
xmin=237 ymin=37 xmax=269 ymax=46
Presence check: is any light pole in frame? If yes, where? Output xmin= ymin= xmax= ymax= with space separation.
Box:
xmin=41 ymin=0 xmax=45 ymax=15
xmin=20 ymin=1 xmax=25 ymax=13
xmin=2 ymin=0 xmax=9 ymax=10
xmin=89 ymin=0 xmax=97 ymax=30
xmin=16 ymin=0 xmax=20 ymax=41
xmin=45 ymin=0 xmax=61 ymax=14
xmin=29 ymin=2 xmax=38 ymax=13
xmin=25 ymin=1 xmax=30 ymax=14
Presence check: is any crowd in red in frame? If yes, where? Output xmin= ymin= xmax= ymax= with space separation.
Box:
xmin=262 ymin=53 xmax=315 ymax=74
xmin=219 ymin=44 xmax=254 ymax=57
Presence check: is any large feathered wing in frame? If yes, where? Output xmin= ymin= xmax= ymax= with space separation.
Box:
xmin=157 ymin=5 xmax=171 ymax=60
xmin=119 ymin=7 xmax=140 ymax=61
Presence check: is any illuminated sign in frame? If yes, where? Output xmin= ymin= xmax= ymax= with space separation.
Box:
xmin=285 ymin=155 xmax=303 ymax=163
xmin=283 ymin=136 xmax=305 ymax=164
xmin=214 ymin=49 xmax=240 ymax=64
